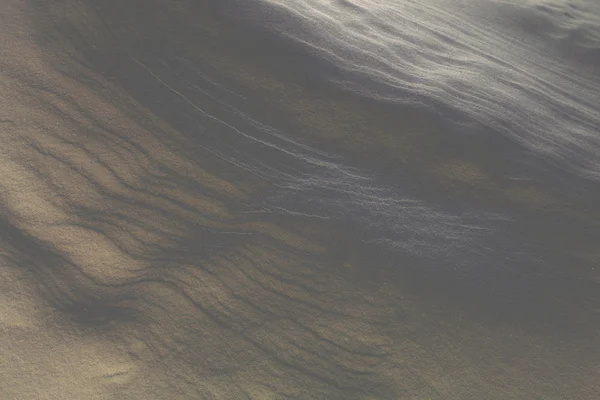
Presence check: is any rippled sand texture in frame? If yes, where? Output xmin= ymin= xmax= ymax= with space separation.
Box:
xmin=243 ymin=0 xmax=600 ymax=180
xmin=1 ymin=0 xmax=600 ymax=399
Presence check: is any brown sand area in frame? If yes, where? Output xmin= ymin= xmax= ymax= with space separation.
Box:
xmin=1 ymin=1 xmax=599 ymax=399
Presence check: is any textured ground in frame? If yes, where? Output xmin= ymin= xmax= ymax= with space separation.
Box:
xmin=1 ymin=1 xmax=599 ymax=399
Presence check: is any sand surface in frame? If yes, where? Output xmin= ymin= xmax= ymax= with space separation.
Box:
xmin=1 ymin=1 xmax=599 ymax=399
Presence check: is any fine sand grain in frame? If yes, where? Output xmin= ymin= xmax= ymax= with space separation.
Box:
xmin=2 ymin=1 xmax=599 ymax=399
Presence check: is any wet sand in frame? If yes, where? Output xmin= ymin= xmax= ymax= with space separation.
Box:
xmin=1 ymin=1 xmax=599 ymax=399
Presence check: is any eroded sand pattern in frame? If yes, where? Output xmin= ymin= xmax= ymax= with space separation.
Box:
xmin=1 ymin=1 xmax=599 ymax=399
